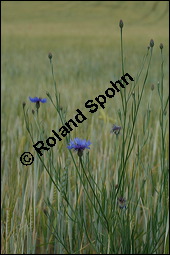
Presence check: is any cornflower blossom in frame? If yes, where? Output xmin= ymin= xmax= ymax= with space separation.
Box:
xmin=29 ymin=97 xmax=47 ymax=110
xmin=67 ymin=138 xmax=91 ymax=157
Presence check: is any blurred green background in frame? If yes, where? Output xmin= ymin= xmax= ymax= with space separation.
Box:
xmin=1 ymin=2 xmax=169 ymax=253
xmin=1 ymin=1 xmax=168 ymax=142
xmin=2 ymin=1 xmax=169 ymax=113
xmin=1 ymin=0 xmax=169 ymax=157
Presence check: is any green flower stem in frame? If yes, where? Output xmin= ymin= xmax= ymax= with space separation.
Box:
xmin=79 ymin=156 xmax=109 ymax=232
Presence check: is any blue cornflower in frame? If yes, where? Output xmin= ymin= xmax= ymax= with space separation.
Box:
xmin=67 ymin=138 xmax=91 ymax=157
xmin=29 ymin=97 xmax=47 ymax=111
xmin=29 ymin=97 xmax=47 ymax=103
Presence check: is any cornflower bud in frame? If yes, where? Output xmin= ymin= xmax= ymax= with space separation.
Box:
xmin=150 ymin=39 xmax=154 ymax=48
xmin=119 ymin=19 xmax=124 ymax=29
xmin=48 ymin=52 xmax=52 ymax=60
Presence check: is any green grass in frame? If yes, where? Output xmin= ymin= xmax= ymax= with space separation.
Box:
xmin=1 ymin=1 xmax=169 ymax=254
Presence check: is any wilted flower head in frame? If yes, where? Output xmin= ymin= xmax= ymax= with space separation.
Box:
xmin=111 ymin=124 xmax=122 ymax=135
xmin=67 ymin=138 xmax=91 ymax=157
xmin=150 ymin=39 xmax=154 ymax=48
xmin=119 ymin=19 xmax=124 ymax=29
xmin=117 ymin=197 xmax=127 ymax=209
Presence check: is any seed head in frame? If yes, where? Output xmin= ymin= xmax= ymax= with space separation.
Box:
xmin=150 ymin=39 xmax=154 ymax=48
xmin=160 ymin=43 xmax=163 ymax=50
xmin=48 ymin=52 xmax=52 ymax=60
xmin=119 ymin=19 xmax=124 ymax=29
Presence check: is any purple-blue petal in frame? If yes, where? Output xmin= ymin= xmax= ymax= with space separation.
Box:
xmin=67 ymin=145 xmax=73 ymax=149
xmin=40 ymin=98 xmax=47 ymax=103
xmin=67 ymin=138 xmax=91 ymax=151
xmin=29 ymin=97 xmax=39 ymax=103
